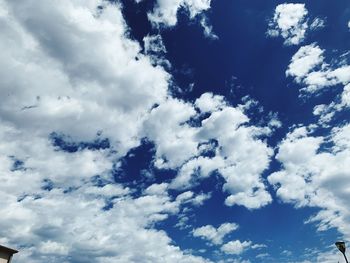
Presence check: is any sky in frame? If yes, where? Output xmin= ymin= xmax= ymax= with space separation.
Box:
xmin=0 ymin=0 xmax=350 ymax=262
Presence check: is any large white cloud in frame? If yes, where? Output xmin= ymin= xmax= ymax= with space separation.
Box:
xmin=0 ymin=0 xmax=170 ymax=157
xmin=144 ymin=94 xmax=274 ymax=209
xmin=0 ymin=119 xmax=213 ymax=263
xmin=0 ymin=0 xmax=280 ymax=261
xmin=0 ymin=0 xmax=214 ymax=262
xmin=268 ymin=124 xmax=350 ymax=241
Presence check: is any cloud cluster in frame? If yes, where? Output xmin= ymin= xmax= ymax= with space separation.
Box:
xmin=286 ymin=43 xmax=350 ymax=124
xmin=287 ymin=44 xmax=350 ymax=93
xmin=144 ymin=94 xmax=275 ymax=209
xmin=0 ymin=0 xmax=171 ymax=158
xmin=0 ymin=0 xmax=214 ymax=262
xmin=192 ymin=223 xmax=260 ymax=257
xmin=0 ymin=0 xmax=278 ymax=261
xmin=140 ymin=0 xmax=217 ymax=40
xmin=270 ymin=16 xmax=350 ymax=254
xmin=268 ymin=125 xmax=350 ymax=240
xmin=313 ymin=83 xmax=350 ymax=125
xmin=267 ymin=3 xmax=324 ymax=46
xmin=0 ymin=119 xmax=214 ymax=263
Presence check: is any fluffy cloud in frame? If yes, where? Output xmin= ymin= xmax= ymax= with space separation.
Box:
xmin=0 ymin=0 xmax=170 ymax=157
xmin=141 ymin=0 xmax=216 ymax=39
xmin=0 ymin=0 xmax=296 ymax=261
xmin=268 ymin=124 xmax=350 ymax=240
xmin=193 ymin=223 xmax=238 ymax=245
xmin=0 ymin=3 xmax=276 ymax=262
xmin=267 ymin=3 xmax=308 ymax=45
xmin=286 ymin=44 xmax=324 ymax=83
xmin=313 ymin=83 xmax=350 ymax=125
xmin=221 ymin=240 xmax=252 ymax=255
xmin=0 ymin=120 xmax=214 ymax=263
xmin=267 ymin=3 xmax=325 ymax=46
xmin=145 ymin=0 xmax=211 ymax=27
xmin=144 ymin=94 xmax=274 ymax=209
xmin=195 ymin=92 xmax=226 ymax=113
xmin=0 ymin=0 xmax=214 ymax=262
xmin=286 ymin=43 xmax=350 ymax=125
xmin=286 ymin=44 xmax=350 ymax=93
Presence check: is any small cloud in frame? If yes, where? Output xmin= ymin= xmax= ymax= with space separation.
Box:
xmin=147 ymin=0 xmax=212 ymax=27
xmin=267 ymin=3 xmax=326 ymax=46
xmin=281 ymin=249 xmax=293 ymax=256
xmin=200 ymin=15 xmax=218 ymax=40
xmin=267 ymin=3 xmax=308 ymax=45
xmin=221 ymin=240 xmax=252 ymax=255
xmin=310 ymin=17 xmax=325 ymax=30
xmin=256 ymin=253 xmax=269 ymax=259
xmin=193 ymin=222 xmax=239 ymax=245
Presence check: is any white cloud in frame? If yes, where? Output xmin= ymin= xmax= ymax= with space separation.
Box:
xmin=286 ymin=44 xmax=324 ymax=82
xmin=145 ymin=183 xmax=169 ymax=196
xmin=143 ymin=98 xmax=199 ymax=169
xmin=193 ymin=223 xmax=238 ymax=245
xmin=286 ymin=44 xmax=350 ymax=94
xmin=224 ymin=188 xmax=272 ymax=210
xmin=281 ymin=249 xmax=292 ymax=256
xmin=314 ymin=249 xmax=345 ymax=263
xmin=267 ymin=3 xmax=308 ymax=45
xmin=286 ymin=44 xmax=350 ymax=126
xmin=0 ymin=0 xmax=213 ymax=262
xmin=0 ymin=180 xmax=211 ymax=263
xmin=0 ymin=0 xmax=285 ymax=261
xmin=144 ymin=95 xmax=274 ymax=209
xmin=268 ymin=124 xmax=350 ymax=240
xmin=195 ymin=92 xmax=226 ymax=113
xmin=0 ymin=0 xmax=170 ymax=158
xmin=310 ymin=17 xmax=325 ymax=30
xmin=141 ymin=0 xmax=216 ymax=39
xmin=144 ymin=34 xmax=167 ymax=54
xmin=146 ymin=0 xmax=211 ymax=27
xmin=255 ymin=253 xmax=269 ymax=259
xmin=313 ymin=84 xmax=350 ymax=125
xmin=293 ymin=248 xmax=346 ymax=263
xmin=143 ymin=34 xmax=170 ymax=67
xmin=267 ymin=4 xmax=326 ymax=46
xmin=251 ymin=244 xmax=267 ymax=250
xmin=221 ymin=240 xmax=252 ymax=255
xmin=0 ymin=9 xmax=275 ymax=263
xmin=200 ymin=15 xmax=218 ymax=40
xmin=0 ymin=122 xmax=212 ymax=262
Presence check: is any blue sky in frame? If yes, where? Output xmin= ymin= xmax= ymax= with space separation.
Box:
xmin=0 ymin=0 xmax=350 ymax=262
